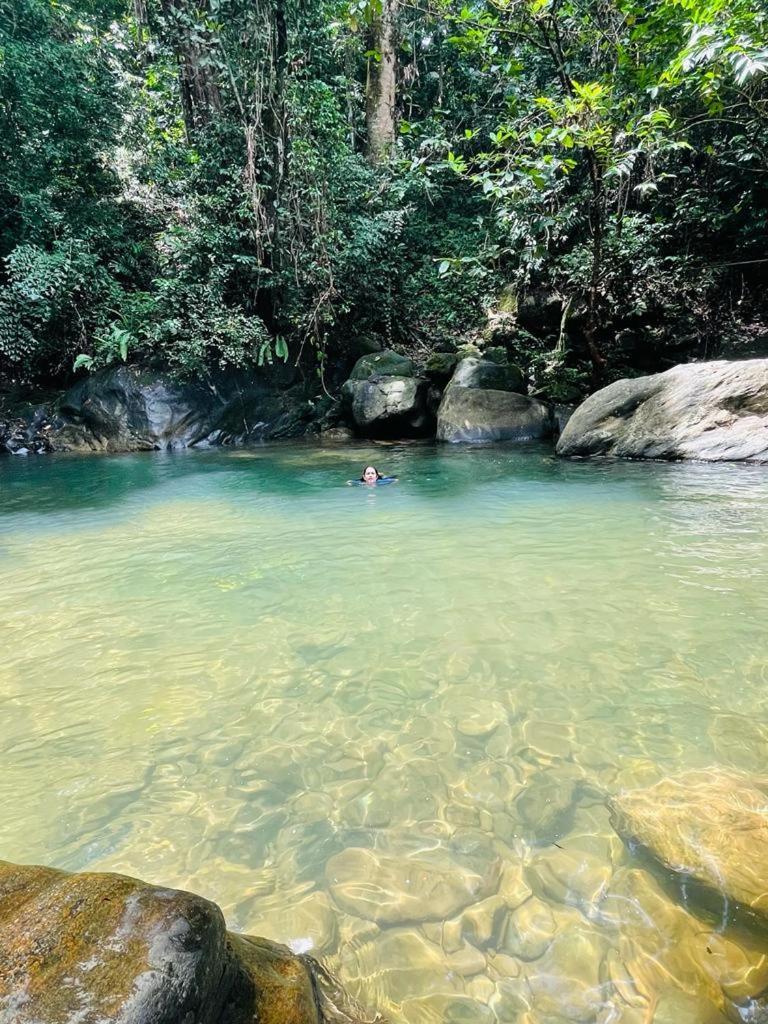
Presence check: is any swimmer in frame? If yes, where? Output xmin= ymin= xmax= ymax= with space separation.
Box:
xmin=348 ymin=465 xmax=398 ymax=486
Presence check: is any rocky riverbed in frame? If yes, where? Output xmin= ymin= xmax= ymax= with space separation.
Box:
xmin=4 ymin=767 xmax=768 ymax=1024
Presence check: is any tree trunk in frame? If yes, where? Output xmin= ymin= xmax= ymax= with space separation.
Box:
xmin=160 ymin=0 xmax=221 ymax=139
xmin=366 ymin=0 xmax=397 ymax=164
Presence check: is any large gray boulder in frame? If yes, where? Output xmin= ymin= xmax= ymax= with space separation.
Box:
xmin=437 ymin=388 xmax=552 ymax=442
xmin=437 ymin=356 xmax=551 ymax=442
xmin=342 ymin=350 xmax=431 ymax=437
xmin=53 ymin=367 xmax=314 ymax=452
xmin=0 ymin=860 xmax=370 ymax=1024
xmin=557 ymin=359 xmax=768 ymax=462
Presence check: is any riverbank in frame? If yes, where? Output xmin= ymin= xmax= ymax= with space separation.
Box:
xmin=4 ymin=355 xmax=768 ymax=463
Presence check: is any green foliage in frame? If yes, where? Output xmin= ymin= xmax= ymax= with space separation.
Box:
xmin=0 ymin=0 xmax=765 ymax=392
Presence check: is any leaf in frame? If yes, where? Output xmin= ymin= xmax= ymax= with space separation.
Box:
xmin=275 ymin=336 xmax=289 ymax=361
xmin=73 ymin=354 xmax=94 ymax=372
xmin=437 ymin=260 xmax=451 ymax=275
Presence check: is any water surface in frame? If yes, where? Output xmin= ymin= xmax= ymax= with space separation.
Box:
xmin=2 ymin=443 xmax=768 ymax=1023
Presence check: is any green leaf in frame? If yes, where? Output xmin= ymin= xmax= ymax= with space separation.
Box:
xmin=73 ymin=354 xmax=94 ymax=372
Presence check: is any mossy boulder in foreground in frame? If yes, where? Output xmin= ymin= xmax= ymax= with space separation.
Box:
xmin=0 ymin=860 xmax=375 ymax=1024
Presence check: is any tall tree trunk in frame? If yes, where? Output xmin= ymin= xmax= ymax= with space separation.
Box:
xmin=161 ymin=0 xmax=221 ymax=139
xmin=366 ymin=0 xmax=397 ymax=164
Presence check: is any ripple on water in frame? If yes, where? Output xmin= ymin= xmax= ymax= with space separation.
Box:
xmin=1 ymin=443 xmax=768 ymax=1023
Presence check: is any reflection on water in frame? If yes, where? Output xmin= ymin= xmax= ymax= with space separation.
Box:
xmin=2 ymin=443 xmax=768 ymax=1023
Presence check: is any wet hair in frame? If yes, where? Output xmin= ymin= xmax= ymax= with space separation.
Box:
xmin=360 ymin=465 xmax=383 ymax=481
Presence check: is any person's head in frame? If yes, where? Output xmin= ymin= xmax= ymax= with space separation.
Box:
xmin=360 ymin=465 xmax=382 ymax=484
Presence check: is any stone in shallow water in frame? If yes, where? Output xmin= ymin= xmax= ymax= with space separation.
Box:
xmin=500 ymin=896 xmax=557 ymax=961
xmin=606 ymin=867 xmax=768 ymax=1023
xmin=524 ymin=924 xmax=609 ymax=1023
xmin=0 ymin=860 xmax=333 ymax=1024
xmin=337 ymin=927 xmax=463 ymax=1005
xmin=608 ymin=768 xmax=768 ymax=921
xmin=400 ymin=993 xmax=496 ymax=1024
xmin=515 ymin=769 xmax=578 ymax=843
xmin=326 ymin=834 xmax=500 ymax=925
xmin=526 ymin=846 xmax=612 ymax=914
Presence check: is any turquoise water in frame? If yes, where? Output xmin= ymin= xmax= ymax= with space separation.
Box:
xmin=2 ymin=442 xmax=768 ymax=1023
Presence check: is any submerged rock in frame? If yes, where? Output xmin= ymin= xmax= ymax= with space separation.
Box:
xmin=0 ymin=860 xmax=374 ymax=1024
xmin=326 ymin=834 xmax=500 ymax=925
xmin=557 ymin=358 xmax=768 ymax=462
xmin=608 ymin=768 xmax=768 ymax=921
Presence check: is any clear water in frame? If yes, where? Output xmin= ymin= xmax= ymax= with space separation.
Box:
xmin=2 ymin=442 xmax=768 ymax=1023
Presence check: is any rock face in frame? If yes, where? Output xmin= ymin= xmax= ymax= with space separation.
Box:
xmin=0 ymin=860 xmax=371 ymax=1024
xmin=557 ymin=358 xmax=768 ymax=461
xmin=53 ymin=366 xmax=316 ymax=452
xmin=342 ymin=350 xmax=431 ymax=438
xmin=608 ymin=769 xmax=768 ymax=921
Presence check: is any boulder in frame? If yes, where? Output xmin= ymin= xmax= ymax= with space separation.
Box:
xmin=557 ymin=359 xmax=768 ymax=462
xmin=53 ymin=366 xmax=317 ymax=452
xmin=342 ymin=376 xmax=430 ymax=437
xmin=0 ymin=860 xmax=370 ymax=1024
xmin=450 ymin=357 xmax=524 ymax=393
xmin=608 ymin=769 xmax=768 ymax=921
xmin=437 ymin=387 xmax=552 ymax=443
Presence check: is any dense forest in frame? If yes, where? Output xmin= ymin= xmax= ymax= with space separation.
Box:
xmin=1 ymin=0 xmax=766 ymax=401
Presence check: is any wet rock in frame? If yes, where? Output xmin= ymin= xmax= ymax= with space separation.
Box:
xmin=342 ymin=375 xmax=431 ymax=438
xmin=0 ymin=859 xmax=359 ymax=1024
xmin=526 ymin=846 xmax=612 ymax=914
xmin=525 ymin=925 xmax=609 ymax=1022
xmin=437 ymin=386 xmax=553 ymax=443
xmin=556 ymin=358 xmax=768 ymax=462
xmin=53 ymin=366 xmax=317 ymax=452
xmin=608 ymin=768 xmax=768 ymax=921
xmin=326 ymin=834 xmax=500 ymax=925
xmin=500 ymin=896 xmax=557 ymax=961
xmin=348 ymin=350 xmax=416 ymax=379
xmin=606 ymin=867 xmax=768 ymax=1023
xmin=515 ymin=770 xmax=577 ymax=843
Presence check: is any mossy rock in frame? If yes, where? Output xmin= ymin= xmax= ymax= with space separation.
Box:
xmin=482 ymin=346 xmax=509 ymax=366
xmin=425 ymin=352 xmax=459 ymax=380
xmin=0 ymin=860 xmax=367 ymax=1024
xmin=349 ymin=350 xmax=416 ymax=380
xmin=450 ymin=358 xmax=524 ymax=393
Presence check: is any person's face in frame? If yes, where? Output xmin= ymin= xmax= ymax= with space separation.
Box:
xmin=363 ymin=467 xmax=378 ymax=484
